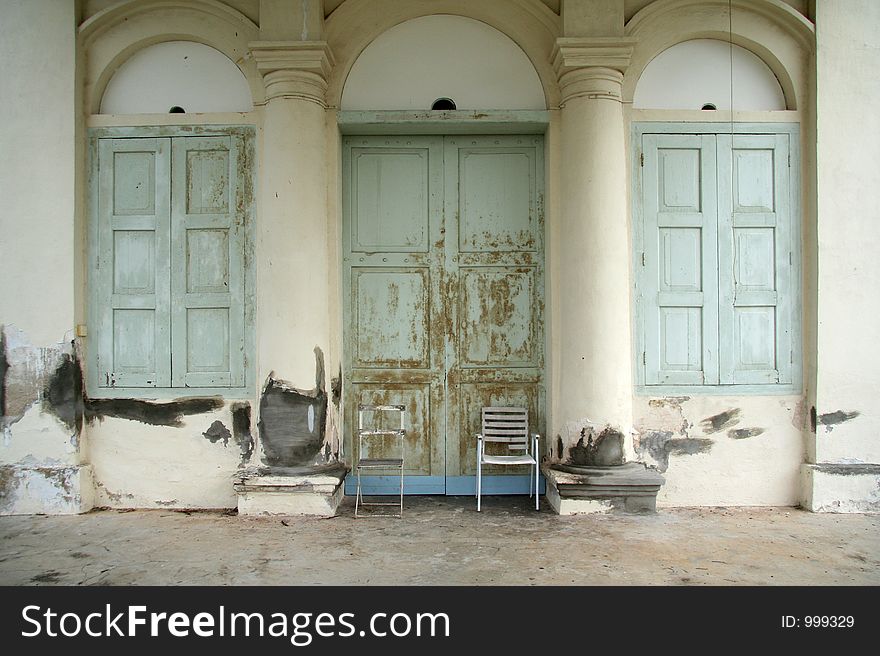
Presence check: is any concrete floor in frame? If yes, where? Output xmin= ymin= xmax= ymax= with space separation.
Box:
xmin=0 ymin=497 xmax=877 ymax=586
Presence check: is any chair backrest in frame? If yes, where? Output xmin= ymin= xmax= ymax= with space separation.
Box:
xmin=357 ymin=404 xmax=406 ymax=458
xmin=481 ymin=406 xmax=529 ymax=452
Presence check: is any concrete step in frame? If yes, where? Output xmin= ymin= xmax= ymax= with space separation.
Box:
xmin=234 ymin=463 xmax=348 ymax=517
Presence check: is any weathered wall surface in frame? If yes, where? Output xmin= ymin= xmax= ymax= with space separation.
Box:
xmin=87 ymin=399 xmax=253 ymax=508
xmin=812 ymin=0 xmax=880 ymax=465
xmin=803 ymin=0 xmax=880 ymax=511
xmin=0 ymin=2 xmax=91 ymax=515
xmin=0 ymin=0 xmax=76 ymax=345
xmin=633 ymin=396 xmax=805 ymax=506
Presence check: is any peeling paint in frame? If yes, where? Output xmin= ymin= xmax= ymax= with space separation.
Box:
xmin=85 ymin=397 xmax=224 ymax=427
xmin=0 ymin=466 xmax=19 ymax=512
xmin=330 ymin=367 xmax=342 ymax=406
xmin=231 ymin=402 xmax=254 ymax=464
xmin=258 ymin=348 xmax=328 ymax=467
xmin=635 ymin=431 xmax=713 ymax=473
xmin=648 ymin=396 xmax=690 ymax=408
xmin=818 ymin=410 xmax=860 ymax=432
xmin=203 ymin=420 xmax=232 ymax=445
xmin=728 ymin=428 xmax=765 ymax=440
xmin=700 ymin=409 xmax=741 ymax=434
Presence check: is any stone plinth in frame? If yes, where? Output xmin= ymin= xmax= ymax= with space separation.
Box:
xmin=543 ymin=462 xmax=664 ymax=515
xmin=234 ymin=464 xmax=347 ymax=516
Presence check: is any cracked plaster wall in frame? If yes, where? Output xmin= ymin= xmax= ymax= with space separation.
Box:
xmin=633 ymin=395 xmax=805 ymax=506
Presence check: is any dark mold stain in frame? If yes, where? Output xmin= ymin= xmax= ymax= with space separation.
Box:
xmin=85 ymin=397 xmax=224 ymax=427
xmin=31 ymin=571 xmax=62 ymax=584
xmin=700 ymin=408 xmax=741 ymax=434
xmin=258 ymin=348 xmax=328 ymax=467
xmin=813 ymin=463 xmax=880 ymax=476
xmin=330 ymin=367 xmax=342 ymax=406
xmin=635 ymin=431 xmax=713 ymax=472
xmin=727 ymin=427 xmax=765 ymax=440
xmin=43 ymin=348 xmax=84 ymax=433
xmin=69 ymin=552 xmax=89 ymax=559
xmin=203 ymin=420 xmax=232 ymax=445
xmin=0 ymin=328 xmax=7 ymax=418
xmin=567 ymin=427 xmax=625 ymax=466
xmin=231 ymin=402 xmax=254 ymax=464
xmin=810 ymin=406 xmax=817 ymax=433
xmin=818 ymin=410 xmax=860 ymax=432
xmin=556 ymin=435 xmax=564 ymax=460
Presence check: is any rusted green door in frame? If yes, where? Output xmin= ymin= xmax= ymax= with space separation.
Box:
xmin=343 ymin=135 xmax=544 ymax=494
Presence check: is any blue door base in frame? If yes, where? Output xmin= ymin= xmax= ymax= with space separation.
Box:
xmin=344 ymin=474 xmax=546 ymax=496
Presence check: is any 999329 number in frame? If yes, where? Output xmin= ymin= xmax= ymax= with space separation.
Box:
xmin=781 ymin=616 xmax=854 ymax=628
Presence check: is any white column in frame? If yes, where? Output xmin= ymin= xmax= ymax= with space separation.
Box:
xmin=251 ymin=42 xmax=334 ymax=388
xmin=552 ymin=39 xmax=636 ymax=442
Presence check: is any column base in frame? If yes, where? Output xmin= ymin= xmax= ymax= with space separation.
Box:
xmin=234 ymin=464 xmax=347 ymax=517
xmin=801 ymin=463 xmax=880 ymax=513
xmin=0 ymin=464 xmax=94 ymax=515
xmin=543 ymin=462 xmax=664 ymax=515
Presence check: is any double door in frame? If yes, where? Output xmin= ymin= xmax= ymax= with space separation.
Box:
xmin=342 ymin=135 xmax=545 ymax=494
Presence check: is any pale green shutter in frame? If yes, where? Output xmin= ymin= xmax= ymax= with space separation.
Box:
xmin=96 ymin=138 xmax=171 ymax=387
xmin=170 ymin=136 xmax=245 ymax=387
xmin=717 ymin=134 xmax=792 ymax=384
xmin=641 ymin=134 xmax=719 ymax=385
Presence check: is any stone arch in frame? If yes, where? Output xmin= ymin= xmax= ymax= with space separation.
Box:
xmin=80 ymin=0 xmax=263 ymax=114
xmin=623 ymin=0 xmax=814 ymax=110
xmin=325 ymin=0 xmax=561 ymax=109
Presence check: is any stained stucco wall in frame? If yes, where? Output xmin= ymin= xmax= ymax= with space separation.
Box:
xmin=0 ymin=0 xmax=76 ymax=344
xmin=0 ymin=1 xmax=92 ymax=514
xmin=813 ymin=0 xmax=880 ymax=465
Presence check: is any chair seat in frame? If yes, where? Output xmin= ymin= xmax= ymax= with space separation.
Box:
xmin=357 ymin=458 xmax=404 ymax=468
xmin=480 ymin=454 xmax=536 ymax=466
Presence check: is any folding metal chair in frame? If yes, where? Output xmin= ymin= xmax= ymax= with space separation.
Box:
xmin=476 ymin=406 xmax=540 ymax=511
xmin=355 ymin=404 xmax=405 ymax=518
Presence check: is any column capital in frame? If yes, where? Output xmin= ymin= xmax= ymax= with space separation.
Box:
xmin=552 ymin=37 xmax=636 ymax=105
xmin=249 ymin=41 xmax=335 ymax=105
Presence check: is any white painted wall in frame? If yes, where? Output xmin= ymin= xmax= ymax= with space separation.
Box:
xmin=88 ymin=402 xmax=250 ymax=509
xmin=813 ymin=1 xmax=880 ymax=466
xmin=633 ymin=39 xmax=786 ymax=110
xmin=100 ymin=41 xmax=253 ymax=114
xmin=634 ymin=395 xmax=805 ymax=506
xmin=0 ymin=0 xmax=76 ymax=345
xmin=340 ymin=15 xmax=545 ymax=110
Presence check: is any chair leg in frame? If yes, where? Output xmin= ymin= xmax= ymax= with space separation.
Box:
xmin=398 ymin=465 xmax=404 ymax=518
xmin=476 ymin=448 xmax=482 ymax=512
xmin=355 ymin=467 xmax=361 ymax=518
xmin=535 ymin=463 xmax=539 ymax=511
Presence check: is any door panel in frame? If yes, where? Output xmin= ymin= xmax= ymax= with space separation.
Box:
xmin=642 ymin=134 xmax=719 ymax=385
xmin=343 ymin=136 xmax=446 ymax=492
xmin=444 ymin=136 xmax=545 ymax=488
xmin=343 ymin=134 xmax=544 ymax=494
xmin=717 ymin=134 xmax=791 ymax=385
xmin=97 ymin=138 xmax=171 ymax=388
xmin=171 ymin=136 xmax=244 ymax=387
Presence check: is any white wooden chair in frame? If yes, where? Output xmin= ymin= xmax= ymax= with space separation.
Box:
xmin=355 ymin=403 xmax=406 ymax=518
xmin=476 ymin=406 xmax=540 ymax=511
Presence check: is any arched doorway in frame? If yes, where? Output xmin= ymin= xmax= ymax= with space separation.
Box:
xmin=339 ymin=16 xmax=547 ymax=495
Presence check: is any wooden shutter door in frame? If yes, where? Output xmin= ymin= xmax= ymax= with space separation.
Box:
xmin=171 ymin=135 xmax=245 ymax=387
xmin=717 ymin=133 xmax=792 ymax=384
xmin=96 ymin=138 xmax=171 ymax=388
xmin=641 ymin=134 xmax=719 ymax=385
